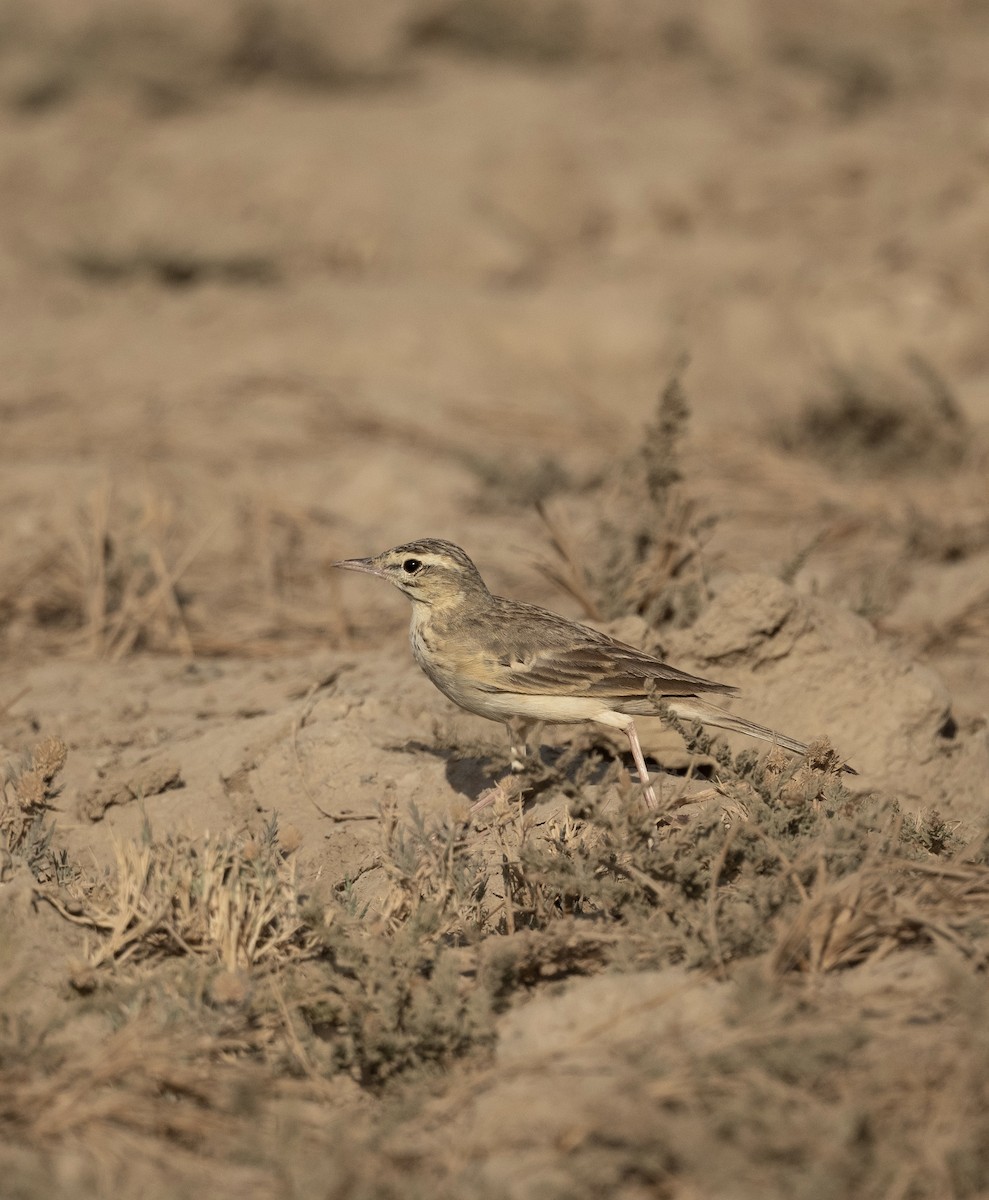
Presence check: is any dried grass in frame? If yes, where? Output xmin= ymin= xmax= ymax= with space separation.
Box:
xmin=298 ymin=920 xmax=495 ymax=1085
xmin=71 ymin=484 xmax=214 ymax=659
xmin=536 ymin=365 xmax=715 ymax=626
xmin=1 ymin=484 xmax=215 ymax=659
xmin=772 ymin=852 xmax=989 ymax=975
xmin=243 ymin=494 xmax=349 ymax=647
xmin=0 ymin=481 xmax=356 ymax=660
xmin=0 ymin=1018 xmax=254 ymax=1143
xmin=4 ymin=735 xmax=989 ymax=1196
xmin=75 ymin=819 xmax=318 ymax=973
xmin=375 ymin=799 xmax=491 ymax=938
xmin=336 ymin=779 xmax=989 ymax=1195
xmin=0 ymin=736 xmax=70 ymax=882
xmin=361 ymin=740 xmax=989 ymax=991
xmin=778 ymin=354 xmax=969 ymax=476
xmin=0 ymin=1009 xmax=290 ymax=1200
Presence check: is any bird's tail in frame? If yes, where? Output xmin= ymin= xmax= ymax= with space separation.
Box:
xmin=665 ymin=697 xmax=811 ymax=758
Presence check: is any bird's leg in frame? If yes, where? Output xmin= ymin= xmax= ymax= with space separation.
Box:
xmin=470 ymin=720 xmax=541 ymax=815
xmin=624 ymin=721 xmax=659 ymax=810
xmin=508 ymin=718 xmax=528 ymax=772
xmin=507 ymin=718 xmax=541 ymax=773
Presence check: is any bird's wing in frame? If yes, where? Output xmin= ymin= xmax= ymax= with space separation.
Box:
xmin=476 ymin=637 xmax=737 ymax=702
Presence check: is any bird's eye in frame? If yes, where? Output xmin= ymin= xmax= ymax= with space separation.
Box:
xmin=402 ymin=558 xmax=422 ymax=574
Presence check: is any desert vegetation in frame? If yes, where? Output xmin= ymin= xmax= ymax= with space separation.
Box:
xmin=2 ymin=2 xmax=988 ymax=1197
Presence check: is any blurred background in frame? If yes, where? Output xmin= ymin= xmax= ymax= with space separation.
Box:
xmin=1 ymin=0 xmax=987 ymax=708
xmin=2 ymin=13 xmax=989 ymax=1191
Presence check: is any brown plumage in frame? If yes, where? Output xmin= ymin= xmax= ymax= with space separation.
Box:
xmin=334 ymin=539 xmax=821 ymax=810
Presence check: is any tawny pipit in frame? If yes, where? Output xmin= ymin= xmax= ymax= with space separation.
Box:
xmin=334 ymin=539 xmax=825 ymax=811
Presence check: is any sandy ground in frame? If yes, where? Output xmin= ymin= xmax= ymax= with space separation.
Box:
xmin=2 ymin=3 xmax=989 ymax=1197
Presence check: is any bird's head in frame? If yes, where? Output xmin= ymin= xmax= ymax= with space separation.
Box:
xmin=333 ymin=539 xmax=490 ymax=607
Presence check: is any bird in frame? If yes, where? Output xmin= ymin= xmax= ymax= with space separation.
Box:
xmin=333 ymin=538 xmax=833 ymax=812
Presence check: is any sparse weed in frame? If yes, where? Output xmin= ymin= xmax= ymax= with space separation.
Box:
xmin=1 ymin=485 xmax=213 ymax=659
xmin=77 ymin=820 xmax=318 ymax=972
xmin=375 ymin=799 xmax=491 ymax=939
xmin=778 ymin=354 xmax=968 ymax=476
xmin=418 ymin=0 xmax=587 ymax=62
xmin=362 ymin=737 xmax=989 ymax=989
xmin=6 ymin=695 xmax=989 ymax=1200
xmin=538 ymin=365 xmax=716 ymax=627
xmin=59 ymin=805 xmax=495 ymax=1088
xmin=0 ymin=737 xmax=72 ymax=884
xmin=300 ymin=914 xmax=494 ymax=1085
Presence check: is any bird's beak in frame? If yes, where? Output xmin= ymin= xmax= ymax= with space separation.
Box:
xmin=332 ymin=556 xmax=387 ymax=578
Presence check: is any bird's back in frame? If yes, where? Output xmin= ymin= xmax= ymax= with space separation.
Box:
xmin=424 ymin=590 xmax=736 ymax=705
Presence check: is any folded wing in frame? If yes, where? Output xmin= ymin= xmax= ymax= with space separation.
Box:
xmin=480 ymin=638 xmax=737 ymax=702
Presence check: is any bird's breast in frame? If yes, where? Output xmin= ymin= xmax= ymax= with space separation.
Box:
xmin=407 ymin=608 xmax=500 ymax=718
xmin=408 ymin=609 xmax=435 ymax=669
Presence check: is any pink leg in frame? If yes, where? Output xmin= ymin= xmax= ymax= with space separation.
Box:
xmin=472 ymin=722 xmax=659 ymax=816
xmin=625 ymin=722 xmax=659 ymax=810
